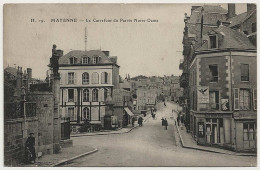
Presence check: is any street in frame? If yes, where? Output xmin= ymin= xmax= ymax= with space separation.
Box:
xmin=63 ymin=102 xmax=256 ymax=167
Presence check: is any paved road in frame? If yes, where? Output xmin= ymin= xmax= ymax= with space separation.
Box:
xmin=63 ymin=102 xmax=256 ymax=167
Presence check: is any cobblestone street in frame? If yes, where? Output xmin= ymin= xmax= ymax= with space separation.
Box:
xmin=62 ymin=102 xmax=256 ymax=167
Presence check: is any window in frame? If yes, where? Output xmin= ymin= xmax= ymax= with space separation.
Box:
xmin=68 ymin=89 xmax=74 ymax=102
xmin=69 ymin=57 xmax=77 ymax=64
xmin=252 ymin=22 xmax=256 ymax=33
xmin=209 ymin=35 xmax=217 ymax=48
xmin=101 ymin=72 xmax=109 ymax=84
xmin=83 ymin=89 xmax=89 ymax=102
xmin=209 ymin=91 xmax=219 ymax=110
xmin=92 ymin=89 xmax=98 ymax=102
xmin=209 ymin=65 xmax=218 ymax=82
xmin=92 ymin=72 xmax=99 ymax=84
xmin=68 ymin=107 xmax=75 ymax=121
xmin=104 ymin=88 xmax=109 ymax=101
xmin=82 ymin=57 xmax=90 ymax=64
xmin=68 ymin=72 xmax=74 ymax=84
xmin=93 ymin=56 xmax=100 ymax=64
xmin=82 ymin=72 xmax=89 ymax=84
xmin=83 ymin=107 xmax=90 ymax=121
xmin=241 ymin=64 xmax=249 ymax=81
xmin=253 ymin=89 xmax=257 ymax=110
xmin=243 ymin=123 xmax=256 ymax=141
xmin=239 ymin=89 xmax=250 ymax=110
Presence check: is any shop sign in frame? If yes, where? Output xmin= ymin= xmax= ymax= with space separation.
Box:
xmin=197 ymin=86 xmax=209 ymax=103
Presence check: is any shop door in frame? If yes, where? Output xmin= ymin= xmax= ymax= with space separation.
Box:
xmin=243 ymin=123 xmax=256 ymax=150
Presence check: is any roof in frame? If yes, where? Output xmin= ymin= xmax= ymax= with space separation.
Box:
xmin=227 ymin=12 xmax=248 ymax=28
xmin=197 ymin=25 xmax=256 ymax=51
xmin=4 ymin=67 xmax=18 ymax=77
xmin=59 ymin=50 xmax=116 ymax=65
xmin=194 ymin=5 xmax=228 ymax=14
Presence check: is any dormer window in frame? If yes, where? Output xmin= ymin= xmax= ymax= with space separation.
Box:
xmin=209 ymin=35 xmax=217 ymax=49
xmin=93 ymin=56 xmax=100 ymax=64
xmin=69 ymin=57 xmax=77 ymax=64
xmin=82 ymin=57 xmax=90 ymax=64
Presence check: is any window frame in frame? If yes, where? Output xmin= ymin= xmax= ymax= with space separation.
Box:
xmin=92 ymin=89 xmax=98 ymax=102
xmin=82 ymin=57 xmax=90 ymax=64
xmin=68 ymin=72 xmax=75 ymax=84
xmin=83 ymin=89 xmax=90 ymax=102
xmin=239 ymin=88 xmax=251 ymax=111
xmin=82 ymin=72 xmax=90 ymax=84
xmin=69 ymin=57 xmax=77 ymax=64
xmin=209 ymin=35 xmax=218 ymax=49
xmin=240 ymin=64 xmax=249 ymax=82
xmin=209 ymin=64 xmax=218 ymax=83
xmin=68 ymin=89 xmax=74 ymax=102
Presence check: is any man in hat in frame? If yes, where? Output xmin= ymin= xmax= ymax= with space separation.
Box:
xmin=25 ymin=133 xmax=36 ymax=163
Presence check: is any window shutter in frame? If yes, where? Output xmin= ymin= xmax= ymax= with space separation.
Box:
xmin=108 ymin=72 xmax=111 ymax=84
xmin=64 ymin=89 xmax=68 ymax=102
xmin=101 ymin=72 xmax=105 ymax=84
xmin=253 ymin=89 xmax=257 ymax=110
xmin=234 ymin=88 xmax=239 ymax=110
xmin=74 ymin=89 xmax=77 ymax=103
xmin=89 ymin=89 xmax=92 ymax=102
xmin=74 ymin=72 xmax=77 ymax=84
xmin=60 ymin=73 xmax=63 ymax=85
xmin=98 ymin=89 xmax=103 ymax=102
xmin=65 ymin=73 xmax=68 ymax=85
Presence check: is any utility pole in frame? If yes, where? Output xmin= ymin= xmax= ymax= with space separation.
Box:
xmin=85 ymin=27 xmax=87 ymax=51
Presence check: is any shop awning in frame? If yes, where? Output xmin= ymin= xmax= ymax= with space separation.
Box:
xmin=124 ymin=107 xmax=134 ymax=116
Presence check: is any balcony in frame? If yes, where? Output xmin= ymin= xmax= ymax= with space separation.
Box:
xmin=180 ymin=73 xmax=188 ymax=88
xmin=179 ymin=59 xmax=184 ymax=70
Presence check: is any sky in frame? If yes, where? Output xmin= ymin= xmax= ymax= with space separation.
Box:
xmin=4 ymin=3 xmax=247 ymax=79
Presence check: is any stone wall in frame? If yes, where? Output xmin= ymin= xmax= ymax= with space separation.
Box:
xmin=4 ymin=117 xmax=38 ymax=166
xmin=27 ymin=92 xmax=55 ymax=155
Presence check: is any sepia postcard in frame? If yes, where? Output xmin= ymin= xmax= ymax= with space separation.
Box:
xmin=3 ymin=2 xmax=258 ymax=168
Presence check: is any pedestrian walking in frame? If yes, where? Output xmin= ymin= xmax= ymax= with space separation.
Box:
xmin=132 ymin=117 xmax=135 ymax=127
xmin=177 ymin=115 xmax=180 ymax=126
xmin=161 ymin=117 xmax=165 ymax=126
xmin=152 ymin=113 xmax=155 ymax=120
xmin=164 ymin=118 xmax=168 ymax=130
xmin=25 ymin=133 xmax=36 ymax=164
xmin=138 ymin=117 xmax=143 ymax=127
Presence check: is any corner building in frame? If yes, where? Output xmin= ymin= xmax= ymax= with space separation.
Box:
xmin=58 ymin=50 xmax=119 ymax=126
xmin=189 ymin=25 xmax=256 ymax=151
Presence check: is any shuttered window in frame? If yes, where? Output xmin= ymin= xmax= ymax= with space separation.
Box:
xmin=234 ymin=88 xmax=239 ymax=110
xmin=92 ymin=72 xmax=99 ymax=84
xmin=241 ymin=64 xmax=249 ymax=81
xmin=253 ymin=89 xmax=257 ymax=110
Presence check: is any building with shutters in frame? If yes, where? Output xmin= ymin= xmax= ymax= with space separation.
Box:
xmin=180 ymin=4 xmax=257 ymax=152
xmin=57 ymin=50 xmax=120 ymax=126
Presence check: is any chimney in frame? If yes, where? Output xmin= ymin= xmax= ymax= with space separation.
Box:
xmin=27 ymin=68 xmax=32 ymax=79
xmin=247 ymin=3 xmax=256 ymax=15
xmin=102 ymin=51 xmax=110 ymax=56
xmin=228 ymin=4 xmax=236 ymax=18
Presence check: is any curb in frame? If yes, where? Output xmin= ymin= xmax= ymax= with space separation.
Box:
xmin=174 ymin=119 xmax=256 ymax=157
xmin=52 ymin=146 xmax=98 ymax=167
xmin=71 ymin=115 xmax=152 ymax=138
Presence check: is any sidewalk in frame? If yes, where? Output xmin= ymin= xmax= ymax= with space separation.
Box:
xmin=19 ymin=145 xmax=98 ymax=167
xmin=71 ymin=115 xmax=152 ymax=137
xmin=174 ymin=119 xmax=257 ymax=157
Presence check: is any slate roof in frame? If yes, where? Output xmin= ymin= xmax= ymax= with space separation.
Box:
xmin=194 ymin=5 xmax=228 ymax=14
xmin=59 ymin=50 xmax=115 ymax=65
xmin=227 ymin=12 xmax=248 ymax=28
xmin=4 ymin=67 xmax=18 ymax=77
xmin=197 ymin=25 xmax=256 ymax=51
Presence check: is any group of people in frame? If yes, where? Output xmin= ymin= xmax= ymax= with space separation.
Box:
xmin=161 ymin=117 xmax=168 ymax=130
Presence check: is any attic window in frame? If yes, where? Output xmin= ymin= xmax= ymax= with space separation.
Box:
xmin=209 ymin=35 xmax=217 ymax=49
xmin=69 ymin=57 xmax=77 ymax=64
xmin=93 ymin=56 xmax=101 ymax=64
xmin=82 ymin=57 xmax=90 ymax=64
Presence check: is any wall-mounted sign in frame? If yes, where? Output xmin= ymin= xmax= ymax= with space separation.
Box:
xmin=197 ymin=86 xmax=209 ymax=103
xmin=221 ymin=99 xmax=229 ymax=111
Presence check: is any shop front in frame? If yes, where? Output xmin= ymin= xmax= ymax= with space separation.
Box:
xmin=192 ymin=112 xmax=233 ymax=147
